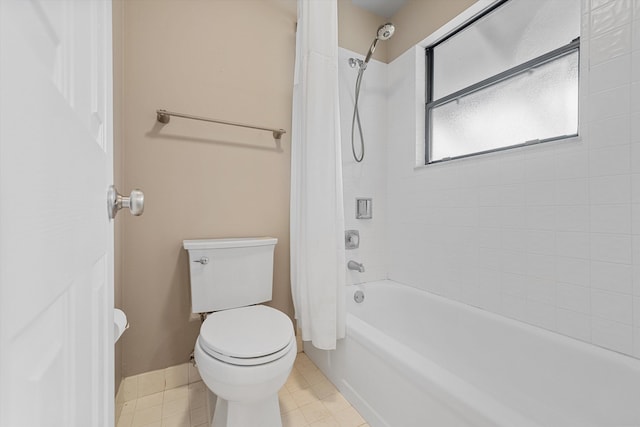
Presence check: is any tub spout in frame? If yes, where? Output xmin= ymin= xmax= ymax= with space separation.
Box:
xmin=348 ymin=260 xmax=365 ymax=273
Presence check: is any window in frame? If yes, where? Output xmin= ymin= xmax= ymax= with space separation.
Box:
xmin=425 ymin=0 xmax=581 ymax=163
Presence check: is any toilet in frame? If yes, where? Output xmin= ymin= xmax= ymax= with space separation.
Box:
xmin=183 ymin=237 xmax=296 ymax=427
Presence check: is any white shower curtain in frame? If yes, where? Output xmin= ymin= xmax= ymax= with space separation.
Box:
xmin=290 ymin=0 xmax=346 ymax=350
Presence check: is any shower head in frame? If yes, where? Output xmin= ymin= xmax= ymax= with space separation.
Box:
xmin=376 ymin=23 xmax=395 ymax=41
xmin=364 ymin=22 xmax=395 ymax=64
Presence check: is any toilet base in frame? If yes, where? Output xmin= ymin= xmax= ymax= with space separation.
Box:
xmin=212 ymin=394 xmax=282 ymax=427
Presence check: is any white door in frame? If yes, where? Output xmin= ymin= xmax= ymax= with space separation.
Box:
xmin=0 ymin=0 xmax=114 ymax=426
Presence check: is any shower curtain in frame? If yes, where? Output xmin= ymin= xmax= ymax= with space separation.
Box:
xmin=290 ymin=0 xmax=346 ymax=350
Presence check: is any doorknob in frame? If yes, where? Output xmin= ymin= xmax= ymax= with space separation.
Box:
xmin=107 ymin=185 xmax=145 ymax=220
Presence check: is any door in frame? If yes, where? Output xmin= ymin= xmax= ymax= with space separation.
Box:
xmin=0 ymin=1 xmax=114 ymax=426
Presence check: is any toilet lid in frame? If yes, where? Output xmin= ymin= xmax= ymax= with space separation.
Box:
xmin=199 ymin=305 xmax=293 ymax=361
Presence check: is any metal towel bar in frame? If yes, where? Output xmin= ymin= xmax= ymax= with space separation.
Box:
xmin=156 ymin=109 xmax=286 ymax=140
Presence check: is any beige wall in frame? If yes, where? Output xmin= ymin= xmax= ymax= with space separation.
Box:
xmin=114 ymin=0 xmax=476 ymax=378
xmin=337 ymin=0 xmax=388 ymax=62
xmin=388 ymin=0 xmax=478 ymax=62
xmin=117 ymin=0 xmax=296 ymax=377
xmin=337 ymin=0 xmax=478 ymax=64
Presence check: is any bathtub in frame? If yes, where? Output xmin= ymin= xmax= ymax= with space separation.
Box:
xmin=304 ymin=280 xmax=640 ymax=427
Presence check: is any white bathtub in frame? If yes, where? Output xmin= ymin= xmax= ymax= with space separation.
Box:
xmin=304 ymin=280 xmax=640 ymax=427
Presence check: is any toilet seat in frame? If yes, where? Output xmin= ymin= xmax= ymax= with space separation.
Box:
xmin=199 ymin=305 xmax=294 ymax=366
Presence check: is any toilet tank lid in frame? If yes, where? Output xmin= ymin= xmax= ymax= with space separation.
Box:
xmin=183 ymin=237 xmax=277 ymax=250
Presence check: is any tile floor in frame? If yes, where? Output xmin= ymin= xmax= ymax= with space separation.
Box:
xmin=116 ymin=379 xmax=209 ymax=427
xmin=279 ymin=353 xmax=368 ymax=427
xmin=116 ymin=352 xmax=369 ymax=427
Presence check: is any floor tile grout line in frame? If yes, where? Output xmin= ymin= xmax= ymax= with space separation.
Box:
xmin=117 ymin=352 xmax=367 ymax=427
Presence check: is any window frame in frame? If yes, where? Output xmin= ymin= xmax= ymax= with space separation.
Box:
xmin=424 ymin=0 xmax=580 ymax=165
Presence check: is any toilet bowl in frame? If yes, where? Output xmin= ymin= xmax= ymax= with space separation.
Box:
xmin=194 ymin=305 xmax=296 ymax=427
xmin=183 ymin=237 xmax=293 ymax=427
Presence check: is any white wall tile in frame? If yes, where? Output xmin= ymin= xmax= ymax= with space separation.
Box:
xmin=591 ymin=233 xmax=632 ymax=263
xmin=556 ymin=205 xmax=590 ymax=232
xmin=588 ymin=114 xmax=630 ymax=148
xmin=526 ymin=230 xmax=556 ymax=255
xmin=502 ymin=206 xmax=527 ymax=229
xmin=632 ymin=112 xmax=640 ymax=142
xmin=525 ymin=300 xmax=557 ymax=331
xmin=501 ymin=293 xmax=527 ymax=322
xmin=633 ymin=204 xmax=640 ymax=234
xmin=526 ymin=206 xmax=557 ymax=230
xmin=633 ymin=20 xmax=640 ymax=51
xmin=526 ymin=253 xmax=557 ymax=281
xmin=633 ymin=51 xmax=640 ymax=81
xmin=630 ymin=144 xmax=640 ymax=172
xmin=589 ymin=85 xmax=631 ymax=122
xmin=589 ymin=145 xmax=630 ymax=176
xmin=555 ymin=147 xmax=589 ymax=179
xmin=589 ymin=175 xmax=631 ymax=204
xmin=589 ymin=54 xmax=631 ymax=93
xmin=557 ymin=309 xmax=591 ymax=341
xmin=478 ymin=248 xmax=505 ymax=271
xmin=557 ymin=282 xmax=591 ymax=313
xmin=497 ymin=228 xmax=519 ymax=250
xmin=556 ymin=231 xmax=590 ymax=259
xmin=526 ymin=276 xmax=556 ymax=305
xmin=590 ymin=204 xmax=631 ymax=233
xmin=501 ymin=272 xmax=528 ymax=298
xmin=556 ymin=256 xmax=590 ymax=286
xmin=524 ymin=153 xmax=557 ymax=182
xmin=476 ymin=270 xmax=502 ymax=312
xmin=555 ymin=179 xmax=589 ymax=205
xmin=592 ymin=289 xmax=633 ymax=324
xmin=631 ymin=174 xmax=640 ymax=202
xmin=590 ymin=26 xmax=632 ymax=65
xmin=632 ymin=83 xmax=640 ymax=112
xmin=592 ymin=316 xmax=634 ymax=353
xmin=497 ymin=251 xmax=525 ymax=277
xmin=525 ymin=181 xmax=556 ymax=205
xmin=590 ymin=0 xmax=613 ymax=12
xmin=590 ymin=1 xmax=632 ymax=37
xmin=633 ymin=235 xmax=640 ymax=265
xmin=591 ymin=260 xmax=633 ymax=293
xmin=384 ymin=8 xmax=640 ymax=360
xmin=478 ymin=206 xmax=503 ymax=228
xmin=583 ymin=8 xmax=592 ymax=44
xmin=500 ymin=155 xmax=526 ymax=183
xmin=339 ymin=48 xmax=388 ymax=285
xmin=634 ymin=265 xmax=640 ymax=295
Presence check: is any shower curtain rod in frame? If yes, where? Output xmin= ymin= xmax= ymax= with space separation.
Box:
xmin=156 ymin=109 xmax=287 ymax=140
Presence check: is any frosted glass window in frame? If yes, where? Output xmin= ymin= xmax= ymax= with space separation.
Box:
xmin=430 ymin=51 xmax=578 ymax=161
xmin=426 ymin=0 xmax=580 ymax=164
xmin=433 ymin=0 xmax=580 ymax=99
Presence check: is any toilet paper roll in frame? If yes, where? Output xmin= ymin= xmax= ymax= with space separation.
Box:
xmin=114 ymin=308 xmax=129 ymax=343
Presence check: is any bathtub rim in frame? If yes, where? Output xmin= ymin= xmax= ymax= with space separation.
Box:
xmin=348 ymin=279 xmax=640 ymax=372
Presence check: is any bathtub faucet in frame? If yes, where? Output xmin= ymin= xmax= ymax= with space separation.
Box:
xmin=348 ymin=260 xmax=365 ymax=273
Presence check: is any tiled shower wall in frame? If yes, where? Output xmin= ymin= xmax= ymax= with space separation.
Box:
xmin=339 ymin=48 xmax=389 ymax=285
xmin=386 ymin=0 xmax=640 ymax=358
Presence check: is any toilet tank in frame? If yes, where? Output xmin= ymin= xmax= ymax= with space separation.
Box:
xmin=183 ymin=237 xmax=277 ymax=313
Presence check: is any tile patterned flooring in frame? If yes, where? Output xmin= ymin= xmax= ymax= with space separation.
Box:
xmin=116 ymin=380 xmax=209 ymax=427
xmin=116 ymin=352 xmax=368 ymax=427
xmin=279 ymin=353 xmax=368 ymax=427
